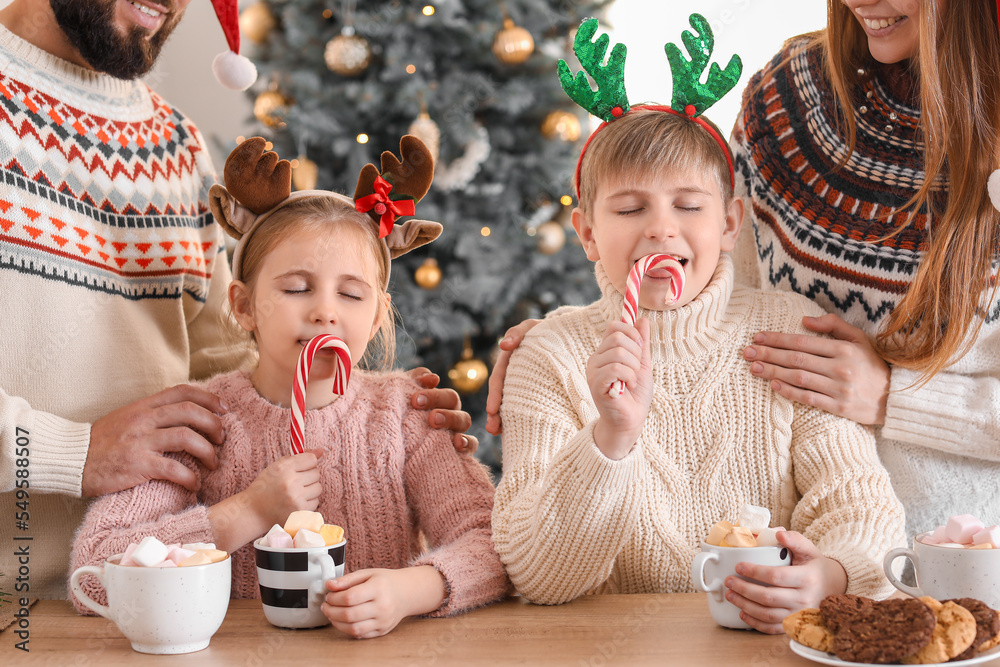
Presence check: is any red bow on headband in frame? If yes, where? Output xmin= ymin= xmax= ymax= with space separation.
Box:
xmin=355 ymin=175 xmax=415 ymax=239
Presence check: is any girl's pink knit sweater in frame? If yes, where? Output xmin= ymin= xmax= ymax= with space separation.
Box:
xmin=70 ymin=370 xmax=510 ymax=616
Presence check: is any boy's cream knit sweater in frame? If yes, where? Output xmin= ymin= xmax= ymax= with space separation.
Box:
xmin=493 ymin=255 xmax=906 ymax=605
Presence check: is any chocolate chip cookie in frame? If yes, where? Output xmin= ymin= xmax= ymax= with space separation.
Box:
xmin=820 ymin=594 xmax=876 ymax=633
xmin=944 ymin=598 xmax=1000 ymax=661
xmin=783 ymin=608 xmax=834 ymax=653
xmin=900 ymin=597 xmax=976 ymax=664
xmin=832 ymin=597 xmax=936 ymax=664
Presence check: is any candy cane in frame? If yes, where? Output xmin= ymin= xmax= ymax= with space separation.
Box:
xmin=290 ymin=334 xmax=352 ymax=455
xmin=609 ymin=253 xmax=685 ymax=398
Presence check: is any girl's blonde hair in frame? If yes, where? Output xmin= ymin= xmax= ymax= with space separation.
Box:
xmin=818 ymin=0 xmax=1000 ymax=378
xmin=577 ymin=108 xmax=734 ymax=213
xmin=229 ymin=196 xmax=397 ymax=372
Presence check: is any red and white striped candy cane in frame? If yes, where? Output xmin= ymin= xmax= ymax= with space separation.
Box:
xmin=610 ymin=253 xmax=685 ymax=398
xmin=290 ymin=334 xmax=352 ymax=455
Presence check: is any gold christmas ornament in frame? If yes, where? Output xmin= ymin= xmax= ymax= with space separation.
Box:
xmin=408 ymin=112 xmax=441 ymax=164
xmin=291 ymin=156 xmax=318 ymax=191
xmin=536 ymin=220 xmax=566 ymax=255
xmin=239 ymin=2 xmax=275 ymax=45
xmin=253 ymin=90 xmax=289 ymax=128
xmin=492 ymin=17 xmax=534 ymax=65
xmin=541 ymin=110 xmax=582 ymax=142
xmin=325 ymin=27 xmax=372 ymax=76
xmin=449 ymin=340 xmax=489 ymax=395
xmin=414 ymin=257 xmax=442 ymax=290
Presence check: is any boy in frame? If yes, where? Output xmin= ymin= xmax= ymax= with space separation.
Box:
xmin=491 ymin=107 xmax=906 ymax=634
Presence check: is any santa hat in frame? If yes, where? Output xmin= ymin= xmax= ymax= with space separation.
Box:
xmin=211 ymin=0 xmax=258 ymax=91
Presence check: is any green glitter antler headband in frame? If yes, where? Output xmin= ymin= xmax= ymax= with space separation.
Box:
xmin=557 ymin=18 xmax=630 ymax=122
xmin=560 ymin=14 xmax=744 ymax=196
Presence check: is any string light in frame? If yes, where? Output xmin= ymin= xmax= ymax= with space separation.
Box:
xmin=357 ymin=133 xmax=369 ymax=144
xmin=526 ymin=227 xmax=537 ymax=236
xmin=264 ymin=141 xmax=274 ymax=151
xmin=422 ymin=5 xmax=435 ymax=16
xmin=290 ymin=159 xmax=300 ymax=168
xmin=481 ymin=226 xmax=491 ymax=237
xmin=322 ymin=8 xmax=333 ymax=18
xmin=236 ymin=135 xmax=245 ymax=144
xmin=560 ymin=195 xmax=573 ymax=206
xmin=406 ymin=64 xmax=416 ymax=74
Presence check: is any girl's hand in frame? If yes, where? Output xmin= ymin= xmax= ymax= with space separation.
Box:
xmin=244 ymin=450 xmax=323 ymax=528
xmin=743 ymin=313 xmax=890 ymax=425
xmin=723 ymin=530 xmax=848 ymax=634
xmin=588 ymin=319 xmax=653 ymax=460
xmin=408 ymin=367 xmax=479 ymax=454
xmin=322 ymin=566 xmax=446 ymax=639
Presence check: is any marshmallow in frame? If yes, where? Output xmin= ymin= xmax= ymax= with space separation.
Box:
xmin=293 ymin=528 xmax=325 ymax=548
xmin=178 ymin=551 xmax=212 ymax=567
xmin=738 ymin=504 xmax=771 ymax=535
xmin=154 ymin=560 xmax=178 ymax=568
xmin=969 ymin=543 xmax=995 ymax=550
xmin=755 ymin=526 xmax=784 ymax=547
xmin=723 ymin=526 xmax=758 ymax=548
xmin=119 ymin=542 xmax=139 ymax=567
xmin=283 ymin=510 xmax=324 ymax=538
xmin=319 ymin=524 xmax=344 ymax=546
xmin=200 ymin=549 xmax=228 ymax=563
xmin=166 ymin=547 xmax=196 ymax=565
xmin=182 ymin=542 xmax=217 ymax=551
xmin=263 ymin=524 xmax=294 ymax=549
xmin=706 ymin=521 xmax=734 ymax=547
xmin=973 ymin=525 xmax=1000 ymax=549
xmin=945 ymin=514 xmax=984 ymax=544
xmin=937 ymin=543 xmax=966 ymax=549
xmin=131 ymin=536 xmax=169 ymax=567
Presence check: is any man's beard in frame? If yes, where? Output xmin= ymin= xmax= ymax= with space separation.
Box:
xmin=48 ymin=0 xmax=182 ymax=80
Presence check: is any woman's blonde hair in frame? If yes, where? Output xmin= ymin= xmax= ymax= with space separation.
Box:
xmin=577 ymin=107 xmax=735 ymax=213
xmin=228 ymin=196 xmax=397 ymax=372
xmin=818 ymin=0 xmax=1000 ymax=378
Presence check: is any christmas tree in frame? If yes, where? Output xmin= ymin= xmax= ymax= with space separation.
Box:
xmin=236 ymin=0 xmax=607 ymax=470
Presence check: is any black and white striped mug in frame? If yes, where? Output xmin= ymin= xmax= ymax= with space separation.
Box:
xmin=253 ymin=536 xmax=346 ymax=628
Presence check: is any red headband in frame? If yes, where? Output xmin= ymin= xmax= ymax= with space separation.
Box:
xmin=574 ymin=104 xmax=736 ymax=199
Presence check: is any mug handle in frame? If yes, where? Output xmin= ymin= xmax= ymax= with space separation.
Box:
xmin=308 ymin=552 xmax=337 ymax=606
xmin=691 ymin=551 xmax=722 ymax=597
xmin=70 ymin=565 xmax=113 ymax=620
xmin=883 ymin=547 xmax=922 ymax=598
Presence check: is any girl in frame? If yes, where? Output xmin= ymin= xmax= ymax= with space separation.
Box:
xmin=70 ymin=136 xmax=510 ymax=639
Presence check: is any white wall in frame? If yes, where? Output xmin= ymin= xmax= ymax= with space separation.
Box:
xmin=0 ymin=1 xmax=826 ymax=167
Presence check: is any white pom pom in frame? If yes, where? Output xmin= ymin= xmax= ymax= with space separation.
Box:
xmin=212 ymin=51 xmax=258 ymax=91
xmin=989 ymin=169 xmax=1000 ymax=213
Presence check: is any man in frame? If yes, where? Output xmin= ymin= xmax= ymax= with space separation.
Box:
xmin=0 ymin=0 xmax=472 ymax=602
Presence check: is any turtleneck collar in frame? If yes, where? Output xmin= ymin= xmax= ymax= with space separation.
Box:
xmin=0 ymin=22 xmax=145 ymax=107
xmin=595 ymin=253 xmax=748 ymax=360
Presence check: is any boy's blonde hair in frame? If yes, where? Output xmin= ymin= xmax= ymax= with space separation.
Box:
xmin=577 ymin=108 xmax=735 ymax=213
xmin=229 ymin=196 xmax=397 ymax=372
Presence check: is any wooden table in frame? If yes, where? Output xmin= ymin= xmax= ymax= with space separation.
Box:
xmin=1 ymin=593 xmax=826 ymax=666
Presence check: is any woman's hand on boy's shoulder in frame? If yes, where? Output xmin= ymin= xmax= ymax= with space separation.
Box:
xmin=485 ymin=319 xmax=541 ymax=436
xmin=407 ymin=367 xmax=478 ymax=454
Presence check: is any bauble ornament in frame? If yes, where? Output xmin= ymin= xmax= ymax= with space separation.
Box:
xmin=325 ymin=27 xmax=372 ymax=77
xmin=414 ymin=258 xmax=442 ymax=290
xmin=541 ymin=110 xmax=582 ymax=142
xmin=536 ymin=220 xmax=566 ymax=255
xmin=253 ymin=90 xmax=289 ymax=128
xmin=449 ymin=342 xmax=489 ymax=395
xmin=291 ymin=156 xmax=318 ymax=191
xmin=492 ymin=17 xmax=534 ymax=65
xmin=239 ymin=2 xmax=275 ymax=45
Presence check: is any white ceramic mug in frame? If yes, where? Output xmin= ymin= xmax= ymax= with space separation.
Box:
xmin=70 ymin=554 xmax=231 ymax=654
xmin=883 ymin=536 xmax=1000 ymax=609
xmin=691 ymin=541 xmax=792 ymax=630
xmin=253 ymin=537 xmax=346 ymax=628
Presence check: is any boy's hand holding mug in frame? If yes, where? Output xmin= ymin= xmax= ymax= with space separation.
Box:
xmin=588 ymin=318 xmax=653 ymax=460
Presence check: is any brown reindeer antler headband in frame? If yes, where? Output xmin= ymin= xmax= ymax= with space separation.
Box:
xmin=209 ymin=136 xmax=442 ymax=286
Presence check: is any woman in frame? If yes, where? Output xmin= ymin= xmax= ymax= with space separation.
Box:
xmin=488 ymin=0 xmax=1000 ymax=539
